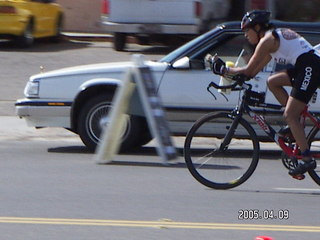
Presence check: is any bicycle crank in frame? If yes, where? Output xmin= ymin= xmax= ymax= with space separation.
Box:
xmin=292 ymin=174 xmax=305 ymax=180
xmin=281 ymin=152 xmax=298 ymax=170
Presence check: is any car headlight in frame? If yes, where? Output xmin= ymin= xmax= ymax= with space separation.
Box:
xmin=24 ymin=81 xmax=39 ymax=98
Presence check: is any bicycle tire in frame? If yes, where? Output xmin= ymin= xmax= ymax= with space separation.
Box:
xmin=184 ymin=112 xmax=260 ymax=189
xmin=306 ymin=126 xmax=320 ymax=185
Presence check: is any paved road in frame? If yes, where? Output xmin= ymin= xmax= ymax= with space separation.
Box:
xmin=1 ymin=39 xmax=320 ymax=240
xmin=0 ymin=133 xmax=320 ymax=240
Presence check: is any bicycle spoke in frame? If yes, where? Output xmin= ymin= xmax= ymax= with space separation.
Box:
xmin=307 ymin=128 xmax=320 ymax=185
xmin=194 ymin=151 xmax=216 ymax=169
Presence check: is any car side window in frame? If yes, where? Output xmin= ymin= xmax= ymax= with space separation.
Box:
xmin=189 ymin=33 xmax=253 ymax=70
xmin=208 ymin=33 xmax=253 ymax=67
xmin=189 ymin=31 xmax=320 ymax=71
xmin=301 ymin=32 xmax=320 ymax=46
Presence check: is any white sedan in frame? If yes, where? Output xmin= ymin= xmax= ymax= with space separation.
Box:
xmin=15 ymin=21 xmax=320 ymax=151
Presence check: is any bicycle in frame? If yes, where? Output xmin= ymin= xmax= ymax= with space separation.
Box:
xmin=184 ymin=74 xmax=320 ymax=189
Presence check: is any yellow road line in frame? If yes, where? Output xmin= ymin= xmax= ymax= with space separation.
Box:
xmin=0 ymin=217 xmax=319 ymax=232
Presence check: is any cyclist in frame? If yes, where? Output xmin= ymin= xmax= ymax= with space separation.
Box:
xmin=208 ymin=10 xmax=319 ymax=177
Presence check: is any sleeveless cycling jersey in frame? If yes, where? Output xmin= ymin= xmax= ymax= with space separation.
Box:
xmin=270 ymin=28 xmax=313 ymax=65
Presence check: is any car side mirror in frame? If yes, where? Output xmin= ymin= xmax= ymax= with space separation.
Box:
xmin=172 ymin=56 xmax=205 ymax=70
xmin=172 ymin=56 xmax=190 ymax=69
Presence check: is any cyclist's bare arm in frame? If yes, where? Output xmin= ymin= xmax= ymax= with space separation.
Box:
xmin=227 ymin=31 xmax=279 ymax=77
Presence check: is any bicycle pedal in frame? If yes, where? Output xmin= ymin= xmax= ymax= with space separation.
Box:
xmin=292 ymin=174 xmax=305 ymax=180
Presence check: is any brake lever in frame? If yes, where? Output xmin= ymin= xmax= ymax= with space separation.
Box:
xmin=207 ymin=85 xmax=229 ymax=101
xmin=207 ymin=86 xmax=217 ymax=100
xmin=219 ymin=92 xmax=229 ymax=102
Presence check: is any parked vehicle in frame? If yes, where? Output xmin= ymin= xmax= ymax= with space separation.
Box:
xmin=0 ymin=0 xmax=63 ymax=47
xmin=101 ymin=0 xmax=232 ymax=51
xmin=101 ymin=0 xmax=276 ymax=51
xmin=15 ymin=21 xmax=320 ymax=152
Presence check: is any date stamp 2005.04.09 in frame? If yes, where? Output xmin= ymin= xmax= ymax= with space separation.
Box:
xmin=238 ymin=209 xmax=289 ymax=220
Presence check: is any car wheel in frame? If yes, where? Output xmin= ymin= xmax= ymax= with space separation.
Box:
xmin=138 ymin=118 xmax=152 ymax=146
xmin=51 ymin=14 xmax=63 ymax=42
xmin=77 ymin=94 xmax=149 ymax=152
xmin=113 ymin=33 xmax=126 ymax=51
xmin=17 ymin=21 xmax=34 ymax=47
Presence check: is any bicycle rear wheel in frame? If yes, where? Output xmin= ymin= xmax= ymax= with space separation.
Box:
xmin=306 ymin=126 xmax=320 ymax=185
xmin=184 ymin=112 xmax=260 ymax=189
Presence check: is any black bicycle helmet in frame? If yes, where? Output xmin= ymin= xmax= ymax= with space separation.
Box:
xmin=241 ymin=10 xmax=271 ymax=30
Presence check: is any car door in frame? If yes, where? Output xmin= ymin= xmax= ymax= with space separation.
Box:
xmin=29 ymin=0 xmax=56 ymax=36
xmin=158 ymin=32 xmax=272 ymax=130
xmin=39 ymin=0 xmax=58 ymax=35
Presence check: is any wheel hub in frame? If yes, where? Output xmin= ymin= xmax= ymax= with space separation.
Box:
xmin=99 ymin=116 xmax=109 ymax=129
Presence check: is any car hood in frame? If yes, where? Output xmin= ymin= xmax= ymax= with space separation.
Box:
xmin=30 ymin=60 xmax=169 ymax=81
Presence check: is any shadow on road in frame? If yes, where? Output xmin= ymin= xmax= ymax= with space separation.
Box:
xmin=48 ymin=145 xmax=91 ymax=154
xmin=47 ymin=145 xmax=282 ymax=159
xmin=0 ymin=37 xmax=176 ymax=54
xmin=231 ymin=188 xmax=320 ymax=195
xmin=107 ymin=160 xmax=186 ymax=168
xmin=0 ymin=38 xmax=91 ymax=53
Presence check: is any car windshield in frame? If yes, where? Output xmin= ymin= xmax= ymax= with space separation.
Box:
xmin=159 ymin=26 xmax=223 ymax=63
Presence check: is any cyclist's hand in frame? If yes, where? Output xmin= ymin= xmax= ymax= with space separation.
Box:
xmin=212 ymin=57 xmax=227 ymax=76
xmin=204 ymin=53 xmax=214 ymax=70
xmin=204 ymin=53 xmax=214 ymax=64
xmin=232 ymin=74 xmax=251 ymax=83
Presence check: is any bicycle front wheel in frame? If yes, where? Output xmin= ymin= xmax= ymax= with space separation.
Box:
xmin=306 ymin=126 xmax=320 ymax=185
xmin=184 ymin=112 xmax=260 ymax=189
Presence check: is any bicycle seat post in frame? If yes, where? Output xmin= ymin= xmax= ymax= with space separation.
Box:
xmin=300 ymin=106 xmax=309 ymax=128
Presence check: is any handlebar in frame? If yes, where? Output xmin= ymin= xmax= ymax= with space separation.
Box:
xmin=207 ymin=74 xmax=283 ymax=110
xmin=207 ymin=74 xmax=251 ymax=91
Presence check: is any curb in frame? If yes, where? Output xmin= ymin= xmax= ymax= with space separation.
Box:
xmin=62 ymin=32 xmax=112 ymax=42
xmin=0 ymin=116 xmax=80 ymax=141
xmin=61 ymin=32 xmax=137 ymax=44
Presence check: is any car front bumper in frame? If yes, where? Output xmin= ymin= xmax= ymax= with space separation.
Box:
xmin=15 ymin=99 xmax=72 ymax=128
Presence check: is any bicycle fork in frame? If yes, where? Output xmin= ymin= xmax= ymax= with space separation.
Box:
xmin=218 ymin=112 xmax=242 ymax=151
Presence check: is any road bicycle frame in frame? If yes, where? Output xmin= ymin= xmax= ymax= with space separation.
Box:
xmin=184 ymin=77 xmax=320 ymax=189
xmin=210 ymin=81 xmax=320 ymax=159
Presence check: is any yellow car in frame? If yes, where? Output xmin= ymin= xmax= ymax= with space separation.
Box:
xmin=0 ymin=0 xmax=63 ymax=47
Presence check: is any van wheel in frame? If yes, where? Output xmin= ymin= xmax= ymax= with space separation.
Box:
xmin=77 ymin=94 xmax=147 ymax=152
xmin=113 ymin=33 xmax=126 ymax=51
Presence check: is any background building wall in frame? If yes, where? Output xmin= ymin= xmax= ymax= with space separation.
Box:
xmin=56 ymin=0 xmax=102 ymax=33
xmin=55 ymin=0 xmax=320 ymax=33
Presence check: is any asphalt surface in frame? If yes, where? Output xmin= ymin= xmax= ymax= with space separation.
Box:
xmin=1 ymin=131 xmax=320 ymax=240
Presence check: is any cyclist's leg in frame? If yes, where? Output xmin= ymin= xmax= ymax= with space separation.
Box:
xmin=286 ymin=53 xmax=320 ymax=175
xmin=267 ymin=71 xmax=291 ymax=106
xmin=283 ymin=97 xmax=308 ymax=152
xmin=285 ymin=97 xmax=316 ymax=176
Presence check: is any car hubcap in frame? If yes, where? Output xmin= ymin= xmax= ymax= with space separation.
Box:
xmin=87 ymin=103 xmax=130 ymax=144
xmin=24 ymin=26 xmax=33 ymax=45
